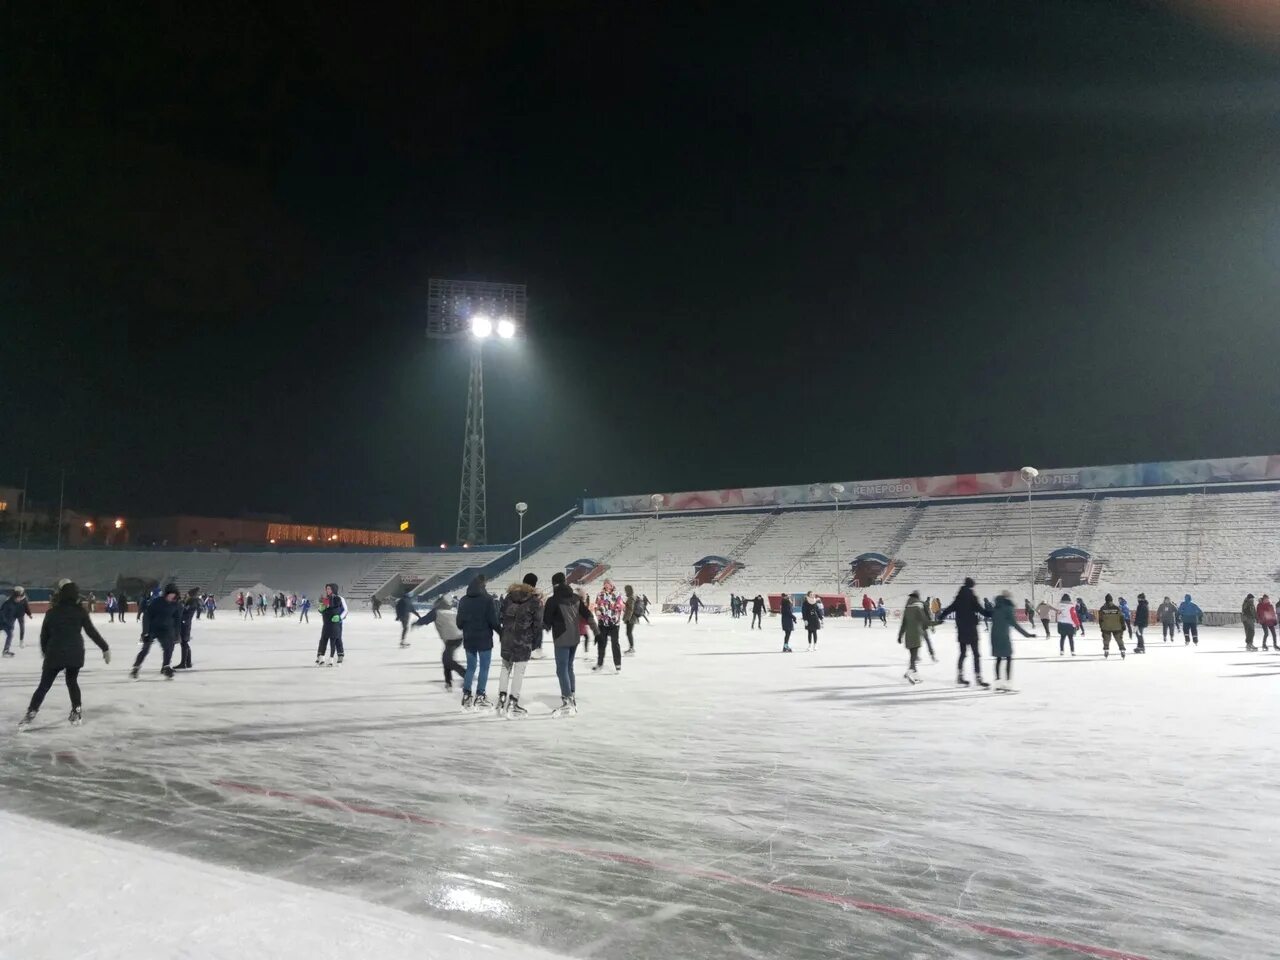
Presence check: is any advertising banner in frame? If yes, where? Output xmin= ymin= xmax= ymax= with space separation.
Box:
xmin=583 ymin=455 xmax=1280 ymax=517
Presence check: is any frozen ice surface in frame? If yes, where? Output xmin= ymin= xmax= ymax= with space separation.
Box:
xmin=0 ymin=611 xmax=1275 ymax=959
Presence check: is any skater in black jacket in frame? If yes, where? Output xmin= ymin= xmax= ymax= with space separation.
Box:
xmin=176 ymin=587 xmax=200 ymax=669
xmin=18 ymin=582 xmax=110 ymax=729
xmin=395 ymin=592 xmax=413 ymax=646
xmin=939 ymin=577 xmax=989 ymax=687
xmin=750 ymin=593 xmax=766 ymax=629
xmin=315 ymin=583 xmax=348 ymax=665
xmin=133 ymin=584 xmax=181 ymax=678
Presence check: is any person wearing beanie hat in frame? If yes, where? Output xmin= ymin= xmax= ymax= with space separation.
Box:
xmin=1242 ymin=593 xmax=1258 ymax=651
xmin=1097 ymin=594 xmax=1127 ymax=660
xmin=133 ymin=583 xmax=182 ymax=678
xmin=939 ymin=577 xmax=989 ymax=687
xmin=495 ymin=574 xmax=543 ymax=716
xmin=1132 ymin=593 xmax=1149 ymax=653
xmin=1 ymin=586 xmax=32 ymax=657
xmin=18 ymin=581 xmax=110 ymax=729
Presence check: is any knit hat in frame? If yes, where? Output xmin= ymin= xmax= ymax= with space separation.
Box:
xmin=522 ymin=573 xmax=538 ymax=587
xmin=964 ymin=577 xmax=976 ymax=588
xmin=163 ymin=583 xmax=179 ymax=598
xmin=1061 ymin=593 xmax=1071 ymax=602
xmin=1104 ymin=594 xmax=1113 ymax=603
xmin=552 ymin=572 xmax=566 ymax=587
xmin=11 ymin=586 xmax=23 ymax=596
xmin=908 ymin=590 xmax=920 ymax=599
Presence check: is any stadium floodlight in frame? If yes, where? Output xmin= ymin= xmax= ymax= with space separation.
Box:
xmin=497 ymin=317 xmax=516 ymax=339
xmin=471 ymin=314 xmax=493 ymax=338
xmin=1021 ymin=466 xmax=1039 ymax=605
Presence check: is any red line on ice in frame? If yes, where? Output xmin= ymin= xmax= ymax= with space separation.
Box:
xmin=211 ymin=778 xmax=1154 ymax=960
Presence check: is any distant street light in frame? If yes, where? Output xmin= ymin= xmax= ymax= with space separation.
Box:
xmin=1021 ymin=466 xmax=1039 ymax=605
xmin=516 ymin=501 xmax=529 ymax=566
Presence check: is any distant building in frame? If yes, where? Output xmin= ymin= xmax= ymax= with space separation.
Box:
xmin=131 ymin=515 xmax=414 ymax=549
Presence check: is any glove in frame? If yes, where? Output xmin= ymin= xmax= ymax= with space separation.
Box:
xmin=331 ymin=614 xmax=341 ymax=623
xmin=103 ymin=649 xmax=112 ymax=665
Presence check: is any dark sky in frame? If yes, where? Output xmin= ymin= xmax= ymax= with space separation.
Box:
xmin=5 ymin=1 xmax=1280 ymax=542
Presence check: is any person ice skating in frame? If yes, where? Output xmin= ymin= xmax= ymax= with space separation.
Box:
xmin=638 ymin=594 xmax=651 ymax=623
xmin=877 ymin=598 xmax=887 ymax=626
xmin=861 ymin=593 xmax=874 ymax=627
xmin=939 ymin=578 xmax=989 ymax=687
xmin=1023 ymin=598 xmax=1036 ymax=628
xmin=18 ymin=582 xmax=110 ymax=730
xmin=801 ymin=591 xmax=821 ymax=648
xmin=991 ymin=590 xmax=1034 ymax=691
xmin=687 ymin=592 xmax=703 ymax=624
xmin=930 ymin=596 xmax=942 ymax=621
xmin=455 ymin=575 xmax=499 ymax=709
xmin=750 ymin=593 xmax=766 ymax=629
xmin=237 ymin=591 xmax=248 ymax=618
xmin=132 ymin=583 xmax=181 ymax=679
xmin=1178 ymin=594 xmax=1202 ymax=645
xmin=298 ymin=594 xmax=310 ymax=623
xmin=314 ymin=583 xmax=348 ymax=665
xmin=1119 ymin=596 xmax=1133 ymax=638
xmin=780 ymin=593 xmax=796 ymax=652
xmin=394 ymin=592 xmax=413 ymax=646
xmin=1242 ymin=593 xmax=1258 ymax=651
xmin=1257 ymin=594 xmax=1278 ymax=650
xmin=1034 ymin=598 xmax=1054 ymax=638
xmin=1157 ymin=596 xmax=1177 ymax=642
xmin=623 ymin=584 xmax=639 ymax=654
xmin=1133 ymin=594 xmax=1149 ymax=653
xmin=730 ymin=594 xmax=739 ymax=619
xmin=1074 ymin=597 xmax=1089 ymax=637
xmin=1 ymin=587 xmax=32 ymax=657
xmin=411 ymin=595 xmax=467 ymax=688
xmin=370 ymin=595 xmax=382 ymax=619
xmin=105 ymin=591 xmax=119 ymax=623
xmin=982 ymin=597 xmax=995 ymax=631
xmin=898 ymin=591 xmax=929 ymax=683
xmin=1098 ymin=594 xmax=1127 ymax=659
xmin=496 ymin=574 xmax=542 ymax=717
xmin=1055 ymin=593 xmax=1078 ymax=655
xmin=545 ymin=572 xmax=598 ymax=716
xmin=176 ymin=587 xmax=199 ymax=669
xmin=593 ymin=579 xmax=625 ymax=672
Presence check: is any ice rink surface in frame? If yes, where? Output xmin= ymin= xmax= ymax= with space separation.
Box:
xmin=1 ymin=609 xmax=1275 ymax=960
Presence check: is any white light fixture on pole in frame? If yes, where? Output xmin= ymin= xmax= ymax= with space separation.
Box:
xmin=650 ymin=494 xmax=665 ymax=609
xmin=829 ymin=483 xmax=846 ymax=595
xmin=516 ymin=502 xmax=528 ymax=566
xmin=1020 ymin=466 xmax=1039 ymax=605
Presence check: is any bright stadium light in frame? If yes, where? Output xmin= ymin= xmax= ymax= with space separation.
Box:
xmin=497 ymin=317 xmax=516 ymax=339
xmin=471 ymin=314 xmax=493 ymax=338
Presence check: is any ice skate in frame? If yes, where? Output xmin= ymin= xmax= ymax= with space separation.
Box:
xmin=129 ymin=667 xmax=140 ymax=679
xmin=551 ymin=697 xmax=575 ymax=718
xmin=615 ymin=665 xmax=621 ymax=673
xmin=625 ymin=648 xmax=635 ymax=656
xmin=929 ymin=654 xmax=938 ymax=663
xmin=336 ymin=654 xmax=344 ymax=664
xmin=473 ymin=693 xmax=492 ymax=710
xmin=975 ymin=678 xmax=990 ymax=688
xmin=496 ymin=692 xmax=508 ymax=714
xmin=398 ymin=642 xmax=410 ymax=648
xmin=506 ymin=697 xmax=528 ymax=717
xmin=162 ymin=666 xmax=175 ymax=679
xmin=17 ymin=710 xmax=36 ymax=731
xmin=460 ymin=693 xmax=474 ymax=712
xmin=782 ymin=644 xmax=791 ymax=652
xmin=1120 ymin=649 xmax=1126 ymax=659
xmin=592 ymin=663 xmax=604 ymax=672
xmin=1104 ymin=650 xmax=1109 ymax=658
xmin=315 ymin=658 xmax=324 ymax=666
xmin=69 ymin=707 xmax=83 ymax=726
xmin=1 ymin=650 xmax=14 ymax=658
xmin=904 ymin=669 xmax=920 ymax=685
xmin=956 ymin=675 xmax=971 ymax=687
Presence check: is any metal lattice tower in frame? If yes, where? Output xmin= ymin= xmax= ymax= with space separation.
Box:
xmin=456 ymin=346 xmax=487 ymax=545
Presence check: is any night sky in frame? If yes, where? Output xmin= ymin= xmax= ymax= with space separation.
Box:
xmin=6 ymin=2 xmax=1280 ymax=542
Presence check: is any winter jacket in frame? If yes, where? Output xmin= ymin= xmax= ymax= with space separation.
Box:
xmin=623 ymin=587 xmax=638 ymax=624
xmin=1119 ymin=599 xmax=1131 ymax=622
xmin=1055 ymin=602 xmax=1074 ymax=625
xmin=455 ymin=579 xmax=500 ymax=652
xmin=1178 ymin=596 xmax=1202 ymax=626
xmin=1035 ymin=601 xmax=1054 ymax=621
xmin=898 ymin=598 xmax=929 ymax=650
xmin=1070 ymin=606 xmax=1081 ymax=629
xmin=940 ymin=584 xmax=984 ymax=641
xmin=395 ymin=595 xmax=412 ymax=621
xmin=544 ymin=582 xmax=596 ymax=648
xmin=1258 ymin=598 xmax=1277 ymax=627
xmin=990 ymin=596 xmax=1034 ymax=658
xmin=1157 ymin=600 xmax=1177 ymax=625
xmin=801 ymin=598 xmax=821 ymax=630
xmin=1075 ymin=599 xmax=1090 ymax=623
xmin=414 ymin=602 xmax=463 ymax=642
xmin=142 ymin=596 xmax=182 ymax=641
xmin=594 ymin=586 xmax=625 ymax=627
xmin=688 ymin=594 xmax=703 ymax=611
xmin=752 ymin=595 xmax=766 ymax=615
xmin=40 ymin=599 xmax=109 ymax=670
xmin=1134 ymin=599 xmax=1150 ymax=627
xmin=181 ymin=595 xmax=200 ymax=626
xmin=1097 ymin=602 xmax=1125 ymax=633
xmin=0 ymin=596 xmax=23 ymax=627
xmin=861 ymin=595 xmax=874 ymax=611
xmin=1242 ymin=597 xmax=1257 ymax=624
xmin=499 ymin=583 xmax=542 ymax=663
xmin=780 ymin=596 xmax=796 ymax=631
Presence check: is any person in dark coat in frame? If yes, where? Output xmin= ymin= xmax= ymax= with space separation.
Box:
xmin=1132 ymin=593 xmax=1150 ymax=653
xmin=18 ymin=581 xmax=110 ymax=728
xmin=395 ymin=592 xmax=413 ymax=646
xmin=134 ymin=583 xmax=181 ymax=678
xmin=1 ymin=586 xmax=31 ymax=657
xmin=496 ymin=574 xmax=542 ymax=716
xmin=176 ymin=587 xmax=200 ymax=669
xmin=455 ymin=575 xmax=500 ymax=709
xmin=750 ymin=593 xmax=766 ymax=629
xmin=687 ymin=592 xmax=703 ymax=624
xmin=544 ymin=572 xmax=598 ymax=716
xmin=939 ymin=577 xmax=990 ymax=687
xmin=990 ymin=591 xmax=1034 ymax=691
xmin=780 ymin=594 xmax=796 ymax=652
xmin=801 ymin=591 xmax=822 ymax=648
xmin=315 ymin=583 xmax=348 ymax=665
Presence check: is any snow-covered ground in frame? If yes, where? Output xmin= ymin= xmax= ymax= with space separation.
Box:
xmin=1 ymin=610 xmax=1275 ymax=960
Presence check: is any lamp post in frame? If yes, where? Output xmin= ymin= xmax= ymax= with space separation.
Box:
xmin=650 ymin=494 xmax=664 ymax=611
xmin=1021 ymin=466 xmax=1039 ymax=606
xmin=516 ymin=502 xmax=528 ymax=567
xmin=829 ymin=483 xmax=845 ymax=596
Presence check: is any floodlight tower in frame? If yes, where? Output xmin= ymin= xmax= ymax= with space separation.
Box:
xmin=426 ymin=279 xmax=528 ymax=546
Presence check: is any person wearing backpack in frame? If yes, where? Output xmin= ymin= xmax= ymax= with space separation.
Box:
xmin=1097 ymin=594 xmax=1127 ymax=659
xmin=496 ymin=574 xmax=542 ymax=717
